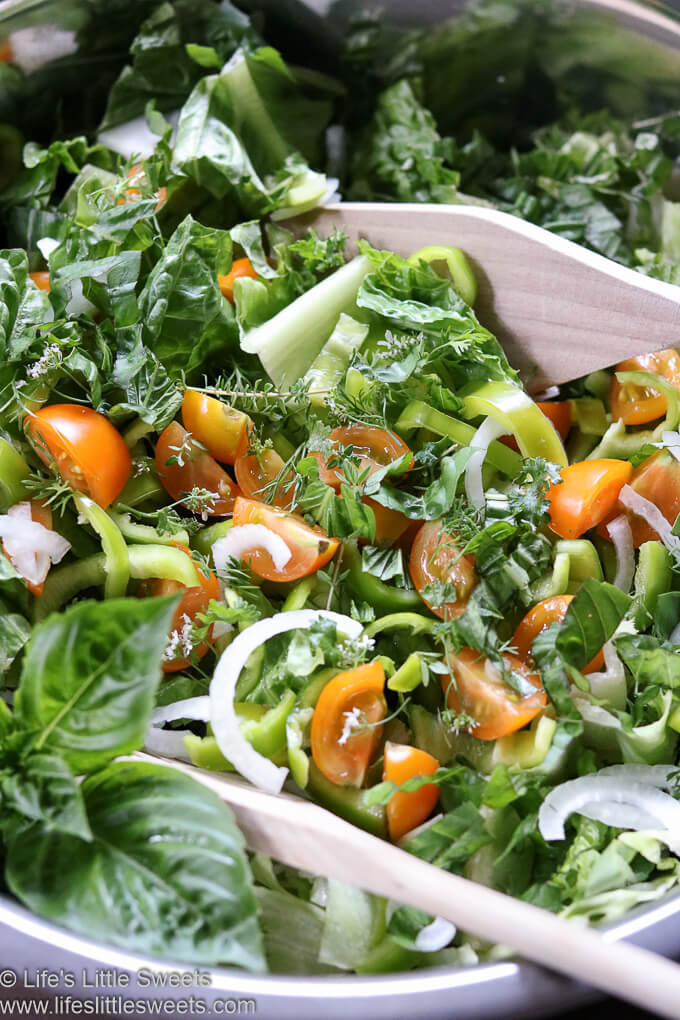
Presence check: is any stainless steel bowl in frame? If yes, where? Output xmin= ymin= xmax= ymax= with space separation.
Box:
xmin=2 ymin=2 xmax=680 ymax=1016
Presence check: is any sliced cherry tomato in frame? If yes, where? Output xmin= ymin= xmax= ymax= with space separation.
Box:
xmin=383 ymin=742 xmax=440 ymax=842
xmin=29 ymin=272 xmax=51 ymax=292
xmin=232 ymin=496 xmax=339 ymax=582
xmin=442 ymin=648 xmax=547 ymax=741
xmin=409 ymin=520 xmax=477 ymax=619
xmin=621 ymin=449 xmax=680 ymax=547
xmin=537 ymin=401 xmax=573 ymax=441
xmin=2 ymin=500 xmax=53 ymax=597
xmin=547 ymin=458 xmax=633 ymax=540
xmin=610 ymin=348 xmax=680 ymax=426
xmin=218 ymin=258 xmax=259 ymax=303
xmin=310 ymin=425 xmax=413 ymax=490
xmin=234 ymin=445 xmax=295 ymax=510
xmin=143 ymin=546 xmax=219 ymax=673
xmin=364 ymin=497 xmax=411 ymax=546
xmin=310 ymin=661 xmax=386 ymax=786
xmin=0 ymin=39 xmax=12 ymax=62
xmin=25 ymin=404 xmax=131 ymax=509
xmin=155 ymin=421 xmax=238 ymax=516
xmin=119 ymin=163 xmax=167 ymax=211
xmin=513 ymin=595 xmax=605 ymax=674
xmin=181 ymin=389 xmax=252 ymax=465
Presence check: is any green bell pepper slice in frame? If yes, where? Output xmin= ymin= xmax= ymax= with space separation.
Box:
xmin=306 ymin=761 xmax=387 ymax=838
xmin=364 ymin=612 xmax=435 ymax=640
xmin=407 ymin=245 xmax=477 ymax=307
xmin=282 ymin=575 xmax=317 ymax=612
xmin=185 ymin=690 xmax=297 ymax=769
xmin=190 ymin=519 xmax=233 ymax=557
xmin=127 ymin=544 xmax=200 ymax=586
xmin=286 ymin=706 xmax=314 ymax=788
xmin=388 ymin=653 xmax=425 ymax=693
xmin=108 ymin=510 xmax=190 ymax=548
xmin=34 ymin=553 xmax=107 ymax=621
xmin=75 ymin=495 xmax=129 ymax=599
xmin=395 ymin=401 xmax=521 ymax=476
xmin=634 ymin=541 xmax=672 ymax=629
xmin=492 ymin=714 xmax=556 ymax=769
xmin=461 ymin=382 xmax=568 ymax=467
xmin=343 ymin=543 xmax=425 ymax=615
xmin=0 ymin=437 xmax=29 ymax=510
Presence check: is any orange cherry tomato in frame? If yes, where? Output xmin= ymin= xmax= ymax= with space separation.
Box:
xmin=143 ymin=546 xmax=219 ymax=673
xmin=29 ymin=272 xmax=51 ymax=292
xmin=232 ymin=496 xmax=339 ymax=582
xmin=155 ymin=421 xmax=238 ymax=516
xmin=2 ymin=500 xmax=53 ymax=597
xmin=537 ymin=401 xmax=573 ymax=441
xmin=547 ymin=458 xmax=633 ymax=540
xmin=181 ymin=389 xmax=252 ymax=466
xmin=513 ymin=595 xmax=605 ymax=674
xmin=0 ymin=39 xmax=12 ymax=62
xmin=621 ymin=449 xmax=680 ymax=547
xmin=310 ymin=662 xmax=386 ymax=787
xmin=383 ymin=742 xmax=440 ymax=842
xmin=218 ymin=258 xmax=259 ymax=303
xmin=409 ymin=520 xmax=477 ymax=619
xmin=234 ymin=445 xmax=295 ymax=510
xmin=310 ymin=425 xmax=413 ymax=490
xmin=442 ymin=648 xmax=547 ymax=741
xmin=610 ymin=348 xmax=680 ymax=426
xmin=364 ymin=497 xmax=411 ymax=546
xmin=25 ymin=404 xmax=131 ymax=509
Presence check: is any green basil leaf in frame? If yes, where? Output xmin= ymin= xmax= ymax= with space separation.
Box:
xmin=0 ymin=753 xmax=91 ymax=841
xmin=555 ymin=579 xmax=632 ymax=670
xmin=0 ymin=249 xmax=53 ymax=361
xmin=15 ymin=595 xmax=178 ymax=773
xmin=0 ymin=604 xmax=31 ymax=675
xmin=615 ymin=634 xmax=680 ymax=690
xmin=6 ymin=761 xmax=265 ymax=970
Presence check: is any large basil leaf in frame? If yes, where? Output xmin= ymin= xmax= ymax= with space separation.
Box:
xmin=0 ymin=249 xmax=53 ymax=360
xmin=15 ymin=596 xmax=178 ymax=773
xmin=555 ymin=579 xmax=632 ymax=670
xmin=0 ymin=603 xmax=31 ymax=675
xmin=0 ymin=753 xmax=91 ymax=841
xmin=6 ymin=761 xmax=265 ymax=970
xmin=50 ymin=251 xmax=142 ymax=327
xmin=139 ymin=215 xmax=236 ymax=377
xmin=615 ymin=634 xmax=680 ymax=690
xmin=109 ymin=325 xmax=183 ymax=428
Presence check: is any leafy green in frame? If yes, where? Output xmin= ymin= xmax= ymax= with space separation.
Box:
xmin=555 ymin=580 xmax=632 ymax=671
xmin=15 ymin=596 xmax=178 ymax=772
xmin=0 ymin=753 xmax=91 ymax=841
xmin=0 ymin=250 xmax=53 ymax=360
xmin=6 ymin=761 xmax=265 ymax=969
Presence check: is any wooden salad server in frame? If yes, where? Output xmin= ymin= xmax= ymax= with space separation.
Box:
xmin=133 ymin=751 xmax=680 ymax=1019
xmin=291 ymin=202 xmax=680 ymax=393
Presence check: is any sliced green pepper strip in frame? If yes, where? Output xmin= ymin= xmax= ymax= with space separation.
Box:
xmin=388 ymin=652 xmax=424 ymax=693
xmin=286 ymin=706 xmax=314 ymax=788
xmin=299 ymin=667 xmax=338 ymax=709
xmin=185 ymin=693 xmax=295 ymax=769
xmin=34 ymin=553 xmax=107 ymax=621
xmin=492 ymin=714 xmax=556 ymax=769
xmin=191 ymin=519 xmax=233 ymax=557
xmin=306 ymin=761 xmax=387 ymax=838
xmin=568 ymin=398 xmax=608 ymax=436
xmin=117 ymin=471 xmax=166 ymax=508
xmin=616 ymin=370 xmax=680 ymax=433
xmin=556 ymin=539 xmax=603 ymax=591
xmin=343 ymin=543 xmax=425 ymax=615
xmin=75 ymin=495 xmax=129 ymax=599
xmin=122 ymin=418 xmax=154 ymax=448
xmin=365 ymin=612 xmax=435 ymax=640
xmin=634 ymin=541 xmax=672 ymax=629
xmin=407 ymin=245 xmax=477 ymax=307
xmin=461 ymin=382 xmax=568 ymax=467
xmin=128 ymin=545 xmax=200 ymax=587
xmin=0 ymin=437 xmax=29 ymax=510
xmin=108 ymin=510 xmax=190 ymax=548
xmin=282 ymin=575 xmax=317 ymax=612
xmin=395 ymin=401 xmax=521 ymax=476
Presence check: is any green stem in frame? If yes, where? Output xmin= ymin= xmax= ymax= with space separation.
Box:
xmin=34 ymin=554 xmax=107 ymax=621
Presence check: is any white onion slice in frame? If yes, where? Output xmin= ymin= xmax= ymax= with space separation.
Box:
xmin=538 ymin=774 xmax=680 ymax=850
xmin=150 ymin=696 xmax=210 ymax=726
xmin=144 ymin=726 xmax=193 ymax=762
xmin=464 ymin=417 xmax=506 ymax=510
xmin=584 ymin=639 xmax=626 ymax=710
xmin=0 ymin=503 xmax=71 ymax=585
xmin=618 ymin=485 xmax=680 ymax=554
xmin=598 ymin=764 xmax=678 ymax=789
xmin=578 ymin=800 xmax=662 ymax=831
xmin=37 ymin=237 xmax=59 ymax=261
xmin=212 ymin=525 xmax=291 ymax=581
xmin=97 ymin=110 xmax=180 ymax=159
xmin=414 ymin=916 xmax=456 ymax=952
xmin=210 ymin=610 xmax=363 ymax=794
xmin=661 ymin=430 xmax=680 ymax=464
xmin=606 ymin=514 xmax=635 ymax=593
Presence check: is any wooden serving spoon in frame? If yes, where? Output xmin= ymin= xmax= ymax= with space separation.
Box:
xmin=132 ymin=750 xmax=680 ymax=1019
xmin=291 ymin=202 xmax=680 ymax=393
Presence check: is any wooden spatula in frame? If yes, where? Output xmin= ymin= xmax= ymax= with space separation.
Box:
xmin=132 ymin=751 xmax=680 ymax=1019
xmin=291 ymin=202 xmax=680 ymax=393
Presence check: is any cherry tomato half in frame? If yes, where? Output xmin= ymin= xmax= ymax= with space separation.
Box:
xmin=409 ymin=521 xmax=477 ymax=619
xmin=181 ymin=390 xmax=252 ymax=465
xmin=610 ymin=348 xmax=680 ymax=426
xmin=536 ymin=401 xmax=573 ymax=441
xmin=547 ymin=458 xmax=633 ymax=540
xmin=310 ymin=425 xmax=413 ymax=490
xmin=29 ymin=272 xmax=51 ymax=292
xmin=25 ymin=404 xmax=132 ymax=509
xmin=232 ymin=496 xmax=339 ymax=582
xmin=311 ymin=661 xmax=386 ymax=787
xmin=234 ymin=445 xmax=295 ymax=510
xmin=143 ymin=546 xmax=219 ymax=673
xmin=364 ymin=497 xmax=411 ymax=546
xmin=443 ymin=648 xmax=547 ymax=741
xmin=218 ymin=258 xmax=259 ymax=303
xmin=622 ymin=449 xmax=680 ymax=547
xmin=0 ymin=39 xmax=12 ymax=62
xmin=155 ymin=421 xmax=238 ymax=516
xmin=383 ymin=742 xmax=440 ymax=842
xmin=513 ymin=595 xmax=605 ymax=674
